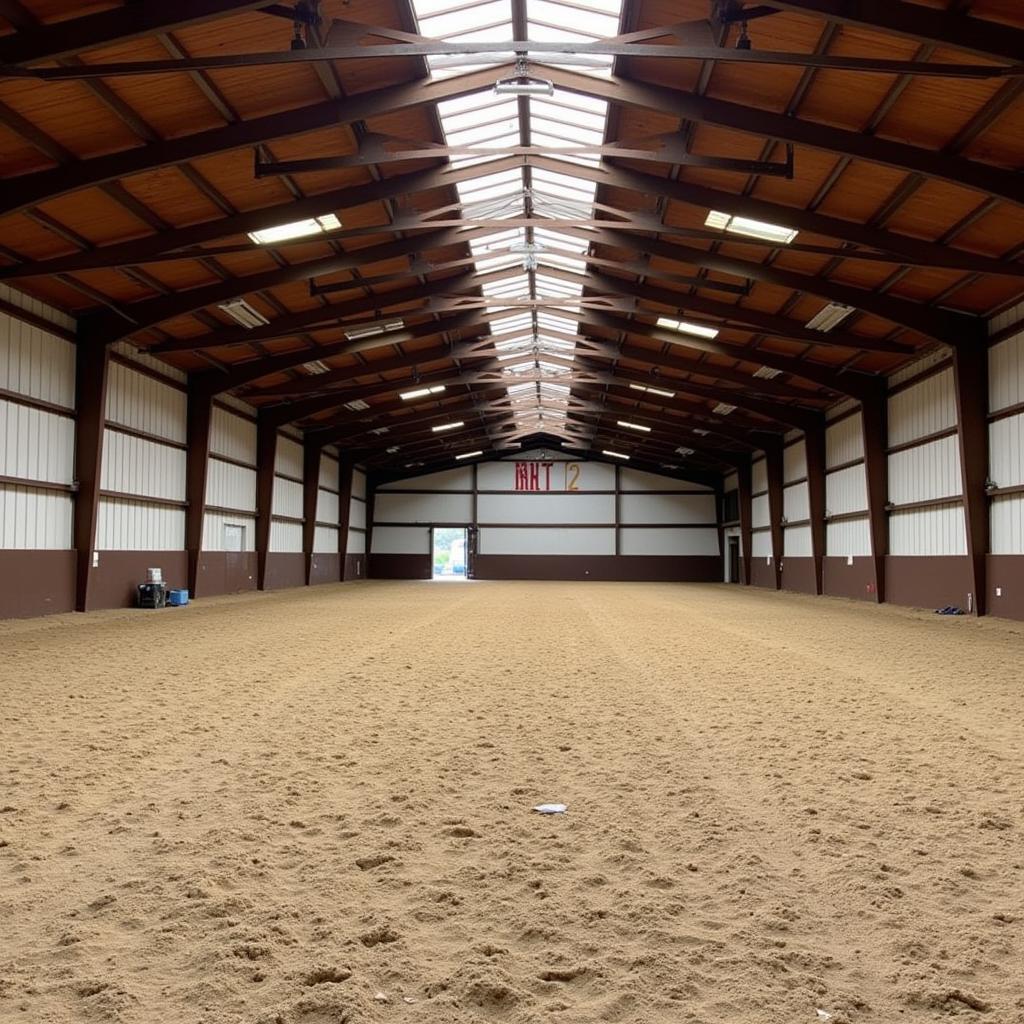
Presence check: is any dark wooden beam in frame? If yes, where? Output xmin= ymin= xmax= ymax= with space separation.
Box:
xmin=736 ymin=458 xmax=754 ymax=585
xmin=72 ymin=341 xmax=109 ymax=613
xmin=765 ymin=442 xmax=786 ymax=591
xmin=185 ymin=382 xmax=213 ymax=598
xmin=255 ymin=415 xmax=277 ymax=591
xmin=337 ymin=455 xmax=356 ymax=578
xmin=861 ymin=394 xmax=889 ymax=604
xmin=952 ymin=344 xmax=990 ymax=615
xmin=302 ymin=437 xmax=322 ymax=586
xmin=759 ymin=0 xmax=1024 ymax=65
xmin=805 ymin=425 xmax=827 ymax=596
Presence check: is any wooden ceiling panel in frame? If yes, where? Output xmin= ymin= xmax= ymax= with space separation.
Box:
xmin=33 ymin=187 xmax=155 ymax=245
xmin=883 ymin=179 xmax=1004 ymax=243
xmin=117 ymin=166 xmax=231 ymax=229
xmin=186 ymin=147 xmax=302 ymax=212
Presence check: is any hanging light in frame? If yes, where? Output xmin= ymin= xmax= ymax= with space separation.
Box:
xmin=494 ymin=57 xmax=554 ymax=96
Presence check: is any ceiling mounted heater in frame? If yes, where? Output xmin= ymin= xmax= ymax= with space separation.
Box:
xmin=218 ymin=299 xmax=269 ymax=329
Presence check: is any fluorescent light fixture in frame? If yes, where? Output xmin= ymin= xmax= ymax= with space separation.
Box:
xmin=455 ymin=450 xmax=483 ymax=460
xmin=713 ymin=402 xmax=737 ymax=416
xmin=494 ymin=77 xmax=554 ymax=97
xmin=404 ymin=461 xmax=423 ymax=468
xmin=661 ymin=463 xmax=679 ymax=470
xmin=344 ymin=319 xmax=404 ymax=341
xmin=753 ymin=365 xmax=782 ymax=379
xmin=602 ymin=449 xmax=630 ymax=460
xmin=218 ymin=299 xmax=269 ymax=329
xmin=705 ymin=210 xmax=797 ymax=245
xmin=343 ymin=399 xmax=369 ymax=411
xmin=630 ymin=383 xmax=676 ymax=398
xmin=248 ymin=213 xmax=341 ymax=245
xmin=676 ymin=446 xmax=696 ymax=456
xmin=302 ymin=360 xmax=330 ymax=375
xmin=693 ymin=428 xmax=710 ymax=436
xmin=656 ymin=316 xmax=720 ymax=340
xmin=618 ymin=420 xmax=651 ymax=433
xmin=369 ymin=427 xmax=389 ymax=435
xmin=432 ymin=420 xmax=464 ymax=433
xmin=386 ymin=446 xmax=400 ymax=454
xmin=400 ymin=385 xmax=446 ymax=401
xmin=806 ymin=302 xmax=856 ymax=333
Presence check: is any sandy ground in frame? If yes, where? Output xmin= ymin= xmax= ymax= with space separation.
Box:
xmin=1 ymin=581 xmax=1022 ymax=1024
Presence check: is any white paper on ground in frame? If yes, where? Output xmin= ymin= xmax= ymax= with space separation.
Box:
xmin=533 ymin=803 xmax=567 ymax=814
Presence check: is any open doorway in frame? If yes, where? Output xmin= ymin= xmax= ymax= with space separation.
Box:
xmin=432 ymin=526 xmax=468 ymax=580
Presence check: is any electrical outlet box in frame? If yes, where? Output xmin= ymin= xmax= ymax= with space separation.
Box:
xmin=996 ymin=587 xmax=1003 ymax=597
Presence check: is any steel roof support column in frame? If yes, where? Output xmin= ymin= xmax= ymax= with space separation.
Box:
xmin=766 ymin=443 xmax=786 ymax=591
xmin=337 ymin=456 xmax=355 ymax=579
xmin=736 ymin=458 xmax=754 ymax=586
xmin=303 ymin=437 xmax=322 ymax=586
xmin=185 ymin=382 xmax=213 ymax=598
xmin=255 ymin=415 xmax=277 ymax=591
xmin=806 ymin=426 xmax=827 ymax=596
xmin=72 ymin=340 xmax=109 ymax=612
xmin=953 ymin=344 xmax=990 ymax=616
xmin=861 ymin=393 xmax=889 ymax=604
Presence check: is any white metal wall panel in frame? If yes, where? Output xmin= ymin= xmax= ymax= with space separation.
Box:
xmin=269 ymin=519 xmax=303 ymax=553
xmin=96 ymin=499 xmax=185 ymax=551
xmin=989 ymin=326 xmax=1024 ymax=414
xmin=379 ymin=467 xmax=470 ymax=491
xmin=618 ymin=492 xmax=716 ymax=524
xmin=784 ymin=440 xmax=807 ymax=483
xmin=783 ymin=483 xmax=810 ymax=522
xmin=752 ymin=493 xmax=770 ymax=529
xmin=349 ymin=497 xmax=366 ymax=530
xmin=888 ymin=368 xmax=956 ymax=447
xmin=827 ymin=517 xmax=872 ymax=557
xmin=723 ymin=471 xmax=738 ymax=493
xmin=105 ymin=362 xmax=187 ymax=443
xmin=272 ymin=476 xmax=303 ymax=519
xmin=206 ymin=458 xmax=256 ymax=512
xmin=826 ymin=464 xmax=868 ymax=516
xmin=989 ymin=414 xmax=1024 ymax=489
xmin=618 ymin=467 xmax=711 ymax=492
xmin=784 ymin=524 xmax=813 ymax=557
xmin=314 ymin=525 xmax=338 ymax=554
xmin=889 ymin=506 xmax=967 ymax=556
xmin=317 ymin=489 xmax=339 ymax=524
xmin=101 ymin=430 xmax=186 ymax=501
xmin=352 ymin=468 xmax=367 ymax=499
xmin=751 ymin=457 xmax=768 ymax=493
xmin=887 ymin=435 xmax=962 ymax=505
xmin=619 ymin=527 xmax=720 ymax=556
xmin=477 ymin=492 xmax=614 ymax=524
xmin=318 ymin=455 xmax=339 ymax=491
xmin=371 ymin=525 xmax=431 ymax=554
xmin=348 ymin=529 xmax=366 ymax=554
xmin=202 ymin=512 xmax=256 ymax=551
xmin=991 ymin=495 xmax=1024 ymax=555
xmin=276 ymin=436 xmax=303 ymax=479
xmin=0 ymin=400 xmax=74 ymax=483
xmin=374 ymin=491 xmax=473 ymax=523
xmin=0 ymin=312 xmax=74 ymax=408
xmin=479 ymin=527 xmax=615 ymax=555
xmin=210 ymin=406 xmax=257 ymax=463
xmin=751 ymin=531 xmax=773 ymax=558
xmin=0 ymin=485 xmax=73 ymax=548
xmin=111 ymin=342 xmax=187 ymax=384
xmin=826 ymin=412 xmax=864 ymax=467
xmin=0 ymin=284 xmax=74 ymax=331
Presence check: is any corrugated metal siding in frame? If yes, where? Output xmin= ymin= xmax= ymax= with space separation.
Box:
xmin=0 ymin=284 xmax=75 ymax=331
xmin=350 ymin=499 xmax=367 ymax=530
xmin=348 ymin=529 xmax=366 ymax=554
xmin=826 ymin=397 xmax=859 ymax=422
xmin=991 ymin=495 xmax=1024 ymax=555
xmin=751 ymin=531 xmax=773 ymax=557
xmin=989 ymin=327 xmax=1024 ymax=413
xmin=269 ymin=519 xmax=303 ymax=553
xmin=317 ymin=489 xmax=339 ymax=524
xmin=888 ymin=368 xmax=956 ymax=447
xmin=783 ymin=440 xmax=807 ymax=483
xmin=111 ymin=342 xmax=187 ymax=383
xmin=101 ymin=430 xmax=186 ymax=501
xmin=887 ymin=435 xmax=962 ymax=504
xmin=784 ymin=524 xmax=812 ymax=557
xmin=206 ymin=458 xmax=257 ymax=513
xmin=276 ymin=436 xmax=304 ymax=479
xmin=751 ymin=457 xmax=768 ymax=493
xmin=0 ymin=485 xmax=73 ymax=548
xmin=989 ymin=414 xmax=1024 ymax=488
xmin=477 ymin=492 xmax=615 ymax=524
xmin=827 ymin=517 xmax=872 ymax=557
xmin=888 ymin=349 xmax=949 ymax=388
xmin=826 ymin=464 xmax=868 ymax=516
xmin=826 ymin=412 xmax=864 ymax=467
xmin=479 ymin=527 xmax=616 ymax=556
xmin=371 ymin=525 xmax=432 ymax=554
xmin=314 ymin=525 xmax=338 ymax=554
xmin=752 ymin=493 xmax=770 ymax=529
xmin=272 ymin=477 xmax=303 ymax=519
xmin=105 ymin=361 xmax=187 ymax=443
xmin=352 ymin=468 xmax=368 ymax=499
xmin=319 ymin=456 xmax=339 ymax=491
xmin=0 ymin=400 xmax=75 ymax=483
xmin=375 ymin=491 xmax=474 ymax=524
xmin=618 ymin=467 xmax=712 ymax=492
xmin=202 ymin=512 xmax=256 ymax=551
xmin=619 ymin=527 xmax=719 ymax=556
xmin=210 ymin=407 xmax=257 ymax=463
xmin=96 ymin=499 xmax=185 ymax=551
xmin=889 ymin=505 xmax=967 ymax=556
xmin=0 ymin=311 xmax=75 ymax=408
xmin=723 ymin=471 xmax=738 ymax=493
xmin=618 ymin=492 xmax=716 ymax=524
xmin=783 ymin=483 xmax=809 ymax=522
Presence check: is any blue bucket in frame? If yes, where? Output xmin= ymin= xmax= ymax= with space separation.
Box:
xmin=168 ymin=589 xmax=189 ymax=607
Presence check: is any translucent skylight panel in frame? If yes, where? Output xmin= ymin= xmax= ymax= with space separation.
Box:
xmin=538 ymin=252 xmax=587 ymax=273
xmin=533 ymin=228 xmax=589 ymax=253
xmin=529 ymin=0 xmax=620 ymax=34
xmin=475 ymin=252 xmax=523 ymax=272
xmin=418 ymin=0 xmax=511 ymax=37
xmin=491 ymin=314 xmax=533 ymax=333
xmin=531 ymin=168 xmax=598 ymax=201
xmin=537 ymin=313 xmax=580 ymax=333
xmin=442 ymin=103 xmax=518 ymax=136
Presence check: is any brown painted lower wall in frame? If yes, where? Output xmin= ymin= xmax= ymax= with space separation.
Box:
xmin=88 ymin=550 xmax=188 ymax=611
xmin=344 ymin=553 xmax=367 ymax=581
xmin=823 ymin=557 xmax=877 ymax=602
xmin=0 ymin=550 xmax=76 ymax=619
xmin=885 ymin=555 xmax=973 ymax=613
xmin=780 ymin=557 xmax=816 ymax=595
xmin=370 ymin=554 xmax=432 ymax=579
xmin=309 ymin=553 xmax=340 ymax=586
xmin=195 ymin=552 xmax=258 ymax=598
xmin=987 ymin=555 xmax=1024 ymax=622
xmin=750 ymin=558 xmax=778 ymax=590
xmin=472 ymin=555 xmax=723 ymax=582
xmin=264 ymin=552 xmax=305 ymax=591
